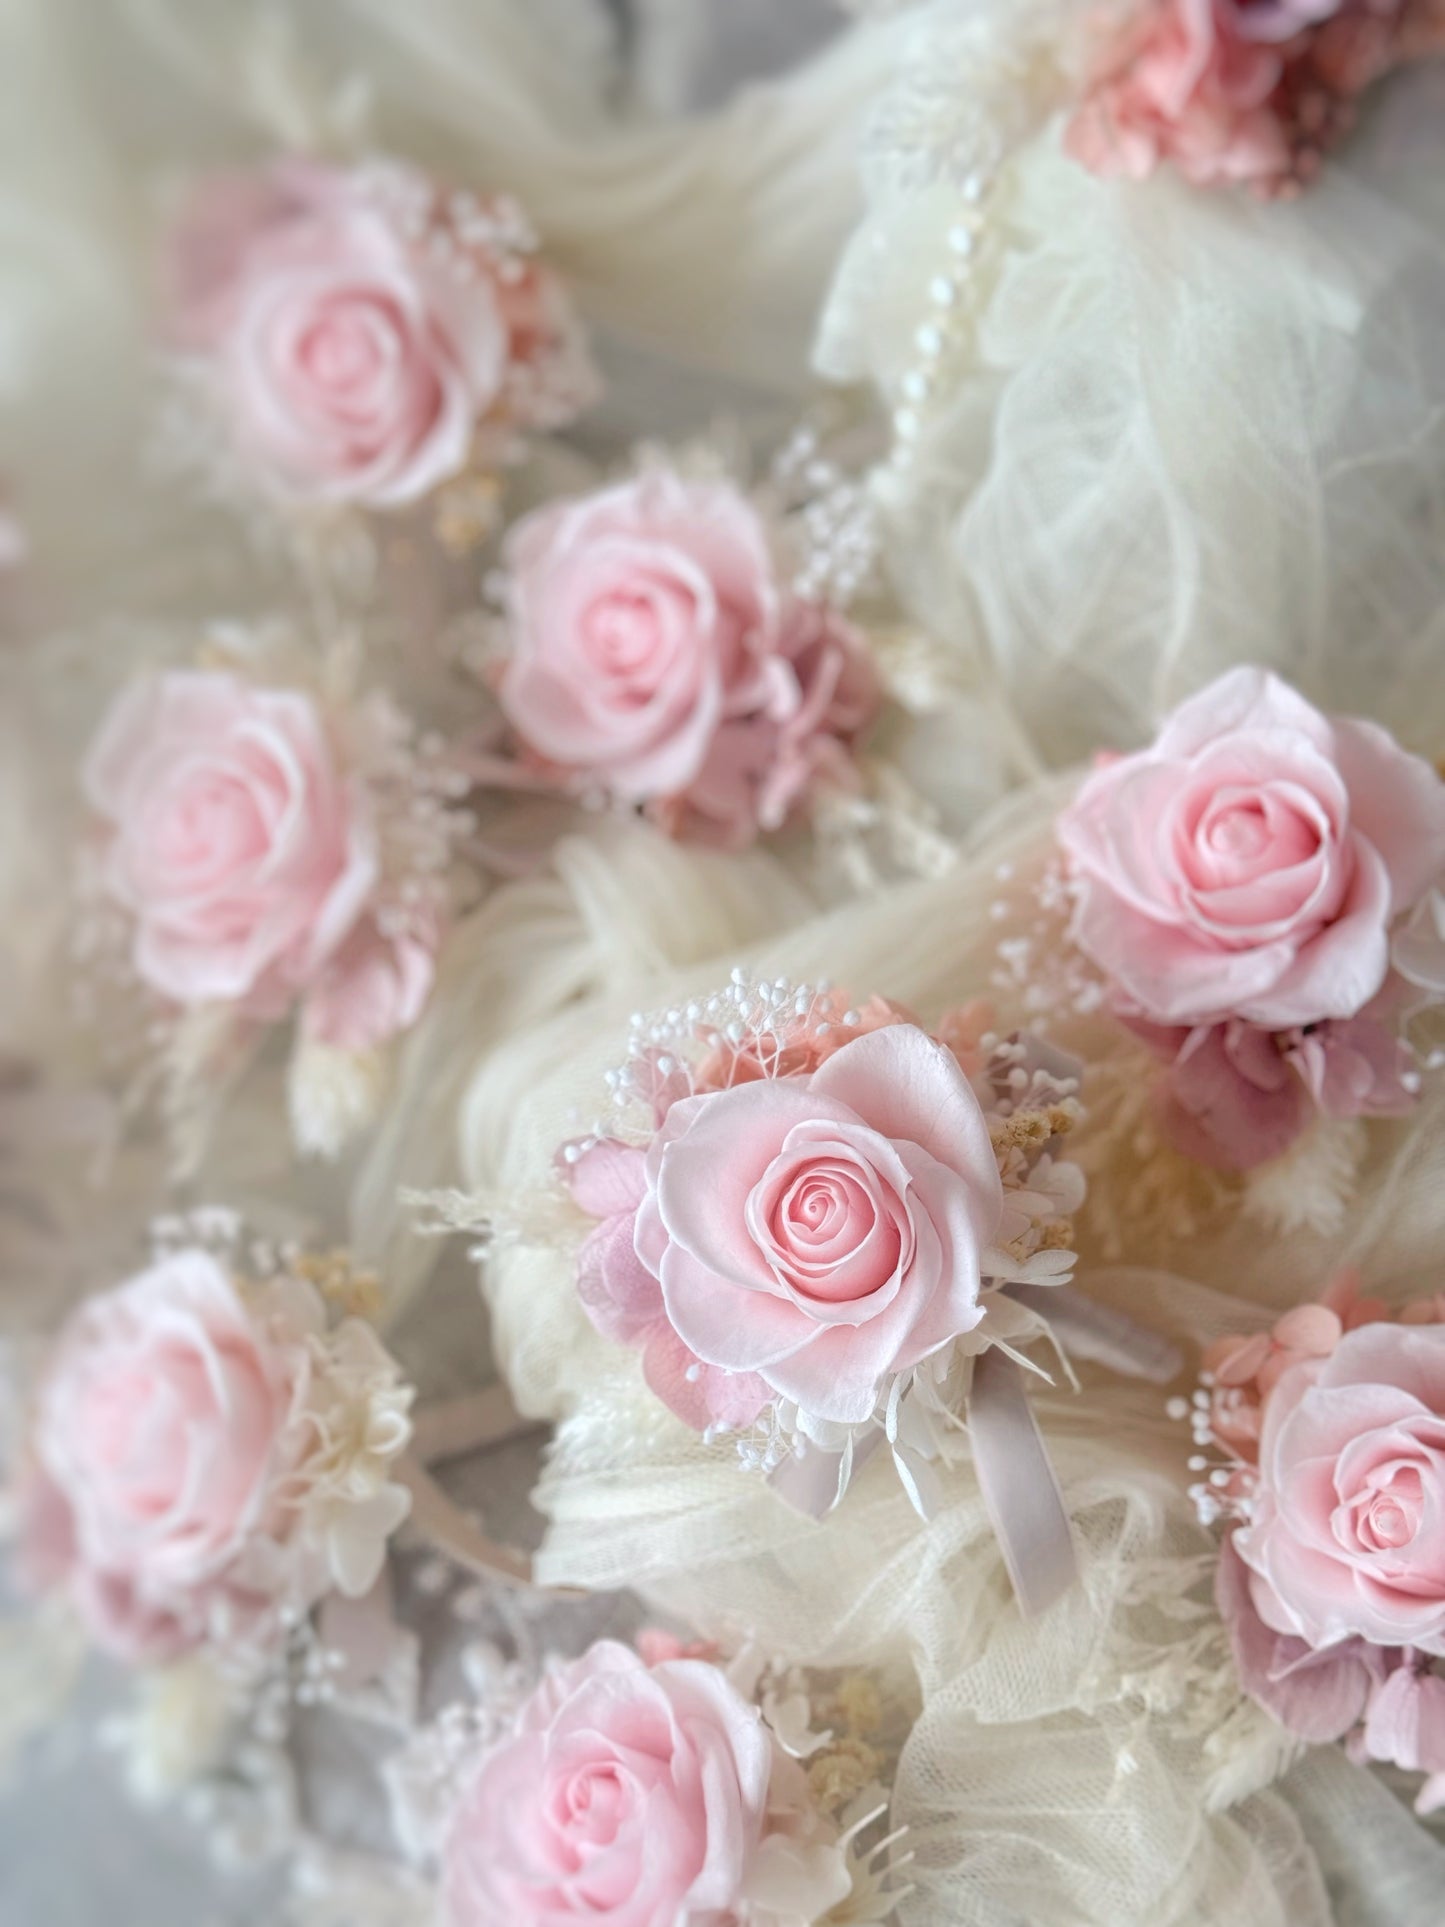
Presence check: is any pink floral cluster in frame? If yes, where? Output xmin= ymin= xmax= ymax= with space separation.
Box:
xmin=167 ymin=158 xmax=595 ymax=509
xmin=563 ymin=991 xmax=1003 ymax=1437
xmin=495 ymin=469 xmax=881 ymax=849
xmin=1058 ymin=667 xmax=1445 ymax=1172
xmin=16 ymin=1244 xmax=412 ymax=1664
xmin=85 ymin=668 xmax=451 ymax=1056
xmin=439 ymin=1637 xmax=860 ymax=1927
xmin=1187 ymin=1274 xmax=1445 ymax=1812
xmin=1066 ymin=0 xmax=1445 ymax=197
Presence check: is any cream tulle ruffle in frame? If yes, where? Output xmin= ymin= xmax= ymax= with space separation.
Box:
xmin=820 ymin=50 xmax=1445 ymax=776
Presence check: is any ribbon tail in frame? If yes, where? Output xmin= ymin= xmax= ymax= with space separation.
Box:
xmin=1005 ymin=1282 xmax=1183 ymax=1384
xmin=968 ymin=1349 xmax=1077 ymax=1617
xmin=768 ymin=1428 xmax=881 ymax=1520
xmin=408 ymin=1384 xmax=544 ymax=1465
xmin=397 ymin=1453 xmax=542 ymax=1590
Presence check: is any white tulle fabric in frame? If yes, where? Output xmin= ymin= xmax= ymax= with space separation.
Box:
xmin=819 ymin=10 xmax=1445 ymax=771
xmin=462 ymin=780 xmax=1445 ymax=1925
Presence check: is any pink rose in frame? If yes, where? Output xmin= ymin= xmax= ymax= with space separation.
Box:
xmin=1066 ymin=0 xmax=1292 ymax=191
xmin=168 ymin=160 xmax=587 ymax=508
xmin=1066 ymin=0 xmax=1441 ymax=194
xmin=440 ymin=1640 xmax=771 ymax=1927
xmin=25 ymin=1249 xmax=301 ymax=1658
xmin=497 ymin=470 xmax=879 ymax=848
xmin=632 ymin=1024 xmax=1001 ymax=1426
xmin=1059 ymin=667 xmax=1445 ymax=1029
xmin=85 ymin=670 xmax=378 ymax=1013
xmin=1237 ymin=1322 xmax=1445 ymax=1654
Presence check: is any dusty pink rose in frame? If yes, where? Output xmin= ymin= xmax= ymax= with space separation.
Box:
xmin=1065 ymin=0 xmax=1440 ymax=194
xmin=168 ymin=160 xmax=586 ymax=508
xmin=1066 ymin=0 xmax=1292 ymax=190
xmin=631 ymin=1024 xmax=1001 ymax=1426
xmin=497 ymin=470 xmax=879 ymax=848
xmin=85 ymin=670 xmax=378 ymax=1014
xmin=440 ymin=1639 xmax=771 ymax=1927
xmin=1237 ymin=1322 xmax=1445 ymax=1654
xmin=1059 ymin=667 xmax=1445 ymax=1030
xmin=24 ymin=1249 xmax=301 ymax=1659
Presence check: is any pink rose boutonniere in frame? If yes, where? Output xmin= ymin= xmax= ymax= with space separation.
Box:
xmin=165 ymin=158 xmax=596 ymax=514
xmin=1066 ymin=0 xmax=1445 ymax=197
xmin=1181 ymin=1273 xmax=1445 ymax=1816
xmin=13 ymin=1226 xmax=413 ymax=1668
xmin=388 ymin=1635 xmax=903 ymax=1927
xmin=494 ymin=467 xmax=881 ymax=848
xmin=1057 ymin=666 xmax=1445 ymax=1175
xmin=82 ymin=657 xmax=473 ymax=1158
xmin=555 ymin=970 xmax=1176 ymax=1614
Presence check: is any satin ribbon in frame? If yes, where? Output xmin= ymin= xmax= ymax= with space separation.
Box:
xmin=409 ymin=1384 xmax=544 ymax=1464
xmin=398 ymin=1453 xmax=540 ymax=1590
xmin=769 ymin=1427 xmax=883 ymax=1518
xmin=967 ymin=1347 xmax=1078 ymax=1617
xmin=1005 ymin=1282 xmax=1184 ymax=1384
xmin=767 ymin=1287 xmax=1181 ymax=1615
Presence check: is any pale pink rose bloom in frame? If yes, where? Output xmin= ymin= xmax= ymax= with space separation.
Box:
xmin=168 ymin=160 xmax=569 ymax=508
xmin=25 ymin=1249 xmax=302 ymax=1659
xmin=498 ymin=470 xmax=879 ymax=848
xmin=566 ymin=1023 xmax=1001 ymax=1430
xmin=1059 ymin=667 xmax=1445 ymax=1029
xmin=1067 ymin=0 xmax=1444 ymax=194
xmin=1066 ymin=0 xmax=1292 ymax=191
xmin=440 ymin=1639 xmax=771 ymax=1927
xmin=85 ymin=670 xmax=378 ymax=1014
xmin=1237 ymin=1322 xmax=1445 ymax=1654
xmin=634 ymin=1025 xmax=1001 ymax=1427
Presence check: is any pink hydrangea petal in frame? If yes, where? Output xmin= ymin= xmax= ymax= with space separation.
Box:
xmin=577 ymin=1215 xmax=663 ymax=1345
xmin=642 ymin=1323 xmax=769 ymax=1433
xmin=565 ymin=1138 xmax=649 ymax=1220
xmin=1272 ymin=1304 xmax=1344 ymax=1358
